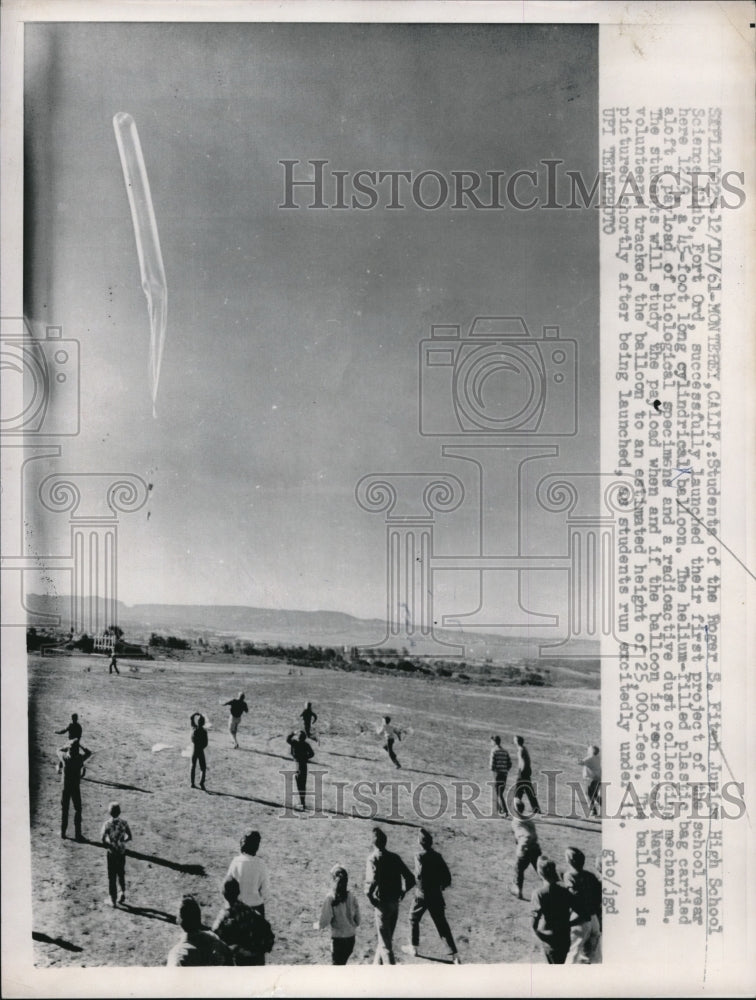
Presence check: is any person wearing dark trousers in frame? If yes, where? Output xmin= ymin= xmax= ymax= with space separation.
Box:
xmin=300 ymin=702 xmax=318 ymax=739
xmin=365 ymin=827 xmax=415 ymax=964
xmin=109 ymin=653 xmax=120 ymax=674
xmin=563 ymin=847 xmax=602 ymax=963
xmin=510 ymin=800 xmax=542 ymax=899
xmin=58 ymin=738 xmax=92 ymax=841
xmin=531 ymin=857 xmax=572 ymax=964
xmin=190 ymin=713 xmax=208 ymax=789
xmin=377 ymin=716 xmax=402 ymax=769
xmin=101 ymin=801 xmax=132 ymax=906
xmin=286 ymin=730 xmax=315 ymax=809
xmin=513 ymin=735 xmax=541 ymax=814
xmin=315 ymin=865 xmax=361 ymax=965
xmin=489 ymin=735 xmax=512 ymax=816
xmin=405 ymin=829 xmax=461 ymax=963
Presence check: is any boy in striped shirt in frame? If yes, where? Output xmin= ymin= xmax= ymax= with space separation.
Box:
xmin=489 ymin=735 xmax=512 ymax=816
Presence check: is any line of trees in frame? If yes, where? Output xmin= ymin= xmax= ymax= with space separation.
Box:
xmin=149 ymin=633 xmax=191 ymax=650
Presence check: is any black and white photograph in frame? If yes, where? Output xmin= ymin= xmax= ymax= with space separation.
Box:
xmin=1 ymin=2 xmax=754 ymax=997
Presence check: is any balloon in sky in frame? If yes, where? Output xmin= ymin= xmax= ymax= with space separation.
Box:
xmin=112 ymin=112 xmax=167 ymax=418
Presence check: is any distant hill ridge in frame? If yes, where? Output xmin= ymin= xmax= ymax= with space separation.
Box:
xmin=24 ymin=593 xmax=600 ymax=664
xmin=27 ymin=595 xmax=384 ymax=633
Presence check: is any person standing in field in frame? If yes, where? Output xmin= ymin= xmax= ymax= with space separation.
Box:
xmin=166 ymin=895 xmax=231 ymax=966
xmin=365 ymin=827 xmax=415 ymax=964
xmin=579 ymin=745 xmax=602 ymax=818
xmin=377 ymin=716 xmax=402 ymax=769
xmin=55 ymin=713 xmax=82 ymax=740
xmin=55 ymin=714 xmax=82 ymax=773
xmin=58 ymin=737 xmax=92 ymax=841
xmin=212 ymin=876 xmax=275 ymax=965
xmin=300 ymin=701 xmax=318 ymax=739
xmin=489 ymin=735 xmax=512 ymax=816
xmin=109 ymin=652 xmax=120 ymax=675
xmin=513 ymin=735 xmax=541 ymax=814
xmin=510 ymin=800 xmax=542 ymax=899
xmin=101 ymin=801 xmax=132 ymax=907
xmin=405 ymin=828 xmax=461 ymax=963
xmin=226 ymin=830 xmax=270 ymax=918
xmin=190 ymin=712 xmax=208 ymax=790
xmin=222 ymin=691 xmax=248 ymax=749
xmin=314 ymin=864 xmax=361 ymax=965
xmin=286 ymin=730 xmax=315 ymax=809
xmin=563 ymin=847 xmax=602 ymax=963
xmin=530 ymin=857 xmax=572 ymax=964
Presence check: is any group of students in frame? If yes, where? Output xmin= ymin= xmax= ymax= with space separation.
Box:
xmin=489 ymin=734 xmax=602 ymax=819
xmin=162 ymin=820 xmax=601 ymax=967
xmin=188 ymin=693 xmax=253 ymax=789
xmin=55 ymin=715 xmax=134 ymax=906
xmin=167 ymin=830 xmax=275 ymax=966
xmin=163 ymin=825 xmax=461 ymax=966
xmin=509 ymin=801 xmax=602 ymax=962
xmin=188 ymin=696 xmax=319 ymax=796
xmin=52 ymin=703 xmax=602 ymax=965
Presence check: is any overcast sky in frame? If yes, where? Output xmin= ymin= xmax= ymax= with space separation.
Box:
xmin=23 ymin=22 xmax=598 ymax=625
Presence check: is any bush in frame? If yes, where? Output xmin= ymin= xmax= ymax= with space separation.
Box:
xmin=523 ymin=671 xmax=547 ymax=687
xmin=26 ymin=629 xmax=43 ymax=652
xmin=149 ymin=633 xmax=190 ymax=650
xmin=73 ymin=634 xmax=94 ymax=654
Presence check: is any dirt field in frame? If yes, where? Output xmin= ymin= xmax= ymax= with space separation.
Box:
xmin=28 ymin=654 xmax=601 ymax=967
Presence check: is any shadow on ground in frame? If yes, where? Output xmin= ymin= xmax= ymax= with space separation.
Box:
xmin=32 ymin=931 xmax=83 ymax=953
xmin=80 ymin=839 xmax=206 ymax=876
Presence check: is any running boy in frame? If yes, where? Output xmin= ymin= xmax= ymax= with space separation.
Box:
xmin=300 ymin=702 xmax=318 ymax=739
xmin=377 ymin=716 xmax=402 ymax=769
xmin=222 ymin=692 xmax=248 ymax=749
